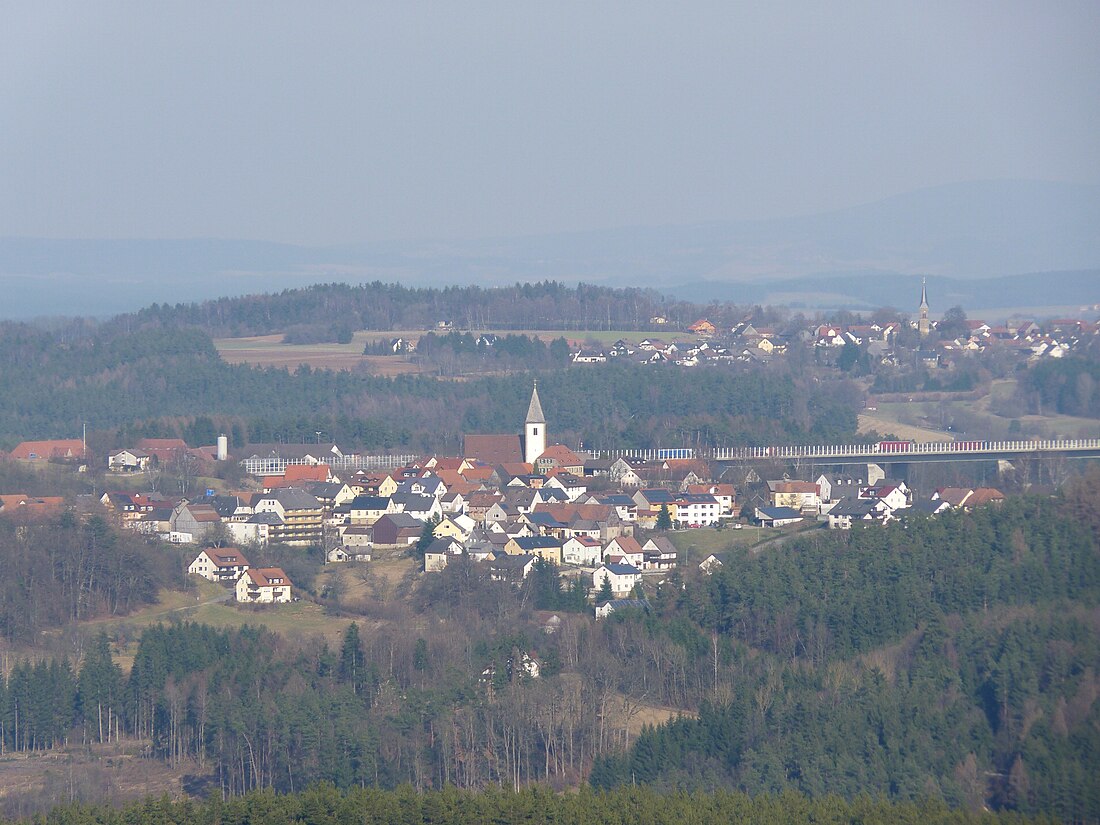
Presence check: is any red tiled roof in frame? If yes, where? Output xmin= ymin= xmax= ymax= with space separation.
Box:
xmin=968 ymin=488 xmax=1005 ymax=506
xmin=10 ymin=440 xmax=86 ymax=460
xmin=463 ymin=434 xmax=523 ymax=466
xmin=244 ymin=567 xmax=291 ymax=588
xmin=537 ymin=445 xmax=583 ymax=466
xmin=203 ymin=547 xmax=251 ymax=568
xmin=284 ymin=464 xmax=330 ymax=482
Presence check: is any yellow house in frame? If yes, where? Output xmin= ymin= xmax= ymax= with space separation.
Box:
xmin=503 ymin=536 xmax=562 ymax=564
xmin=433 ymin=514 xmax=475 ymax=541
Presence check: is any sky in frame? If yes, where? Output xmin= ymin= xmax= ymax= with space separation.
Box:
xmin=1 ymin=1 xmax=1098 ymax=246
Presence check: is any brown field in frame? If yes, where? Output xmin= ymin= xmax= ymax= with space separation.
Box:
xmin=214 ymin=333 xmax=428 ymax=374
xmin=857 ymin=413 xmax=955 ymax=443
xmin=78 ymin=578 xmax=361 ymax=670
xmin=0 ymin=742 xmax=195 ymax=815
xmin=214 ymin=328 xmax=620 ymax=374
xmin=314 ymin=552 xmax=418 ymax=613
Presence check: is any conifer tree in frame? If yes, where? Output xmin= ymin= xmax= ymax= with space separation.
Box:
xmin=597 ymin=574 xmax=614 ymax=604
xmin=656 ymin=504 xmax=673 ymax=531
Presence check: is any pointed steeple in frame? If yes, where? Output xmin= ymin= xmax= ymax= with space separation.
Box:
xmin=525 ymin=381 xmax=546 ymax=424
xmin=918 ymin=277 xmax=930 ymax=337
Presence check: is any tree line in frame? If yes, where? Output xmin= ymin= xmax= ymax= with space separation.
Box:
xmin=0 ymin=783 xmax=1049 ymax=825
xmin=125 ymin=281 xmax=712 ymax=339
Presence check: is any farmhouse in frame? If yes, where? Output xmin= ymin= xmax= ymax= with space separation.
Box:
xmin=188 ymin=548 xmax=250 ymax=582
xmin=235 ymin=567 xmax=292 ymax=603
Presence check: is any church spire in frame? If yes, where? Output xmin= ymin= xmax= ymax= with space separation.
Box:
xmin=524 ymin=381 xmax=547 ymax=465
xmin=918 ymin=277 xmax=930 ymax=337
xmin=525 ymin=381 xmax=546 ymax=424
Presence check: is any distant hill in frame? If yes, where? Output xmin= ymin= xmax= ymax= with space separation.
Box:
xmin=3 ymin=179 xmax=1097 ymax=319
xmin=672 ymin=269 xmax=1100 ymax=315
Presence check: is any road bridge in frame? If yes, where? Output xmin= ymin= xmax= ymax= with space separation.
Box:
xmin=589 ymin=438 xmax=1100 ymax=466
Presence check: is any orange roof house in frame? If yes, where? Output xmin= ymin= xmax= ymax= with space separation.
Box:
xmin=10 ymin=440 xmax=86 ymax=461
xmin=535 ymin=445 xmax=584 ymax=474
xmin=0 ymin=494 xmax=65 ymax=518
xmin=689 ymin=319 xmax=717 ymax=335
xmin=133 ymin=438 xmax=189 ymax=463
xmin=460 ymin=465 xmax=496 ymax=484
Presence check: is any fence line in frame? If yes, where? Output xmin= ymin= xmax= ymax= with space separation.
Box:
xmin=586 ymin=438 xmax=1100 ymax=463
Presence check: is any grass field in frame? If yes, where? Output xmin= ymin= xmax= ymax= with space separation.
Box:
xmin=665 ymin=525 xmax=768 ymax=562
xmin=862 ymin=380 xmax=1100 ymax=441
xmin=82 ymin=578 xmax=360 ymax=671
xmin=215 ymin=333 xmax=427 ymax=374
xmin=214 ymin=328 xmax=697 ymax=372
xmin=857 ymin=413 xmax=955 ymax=443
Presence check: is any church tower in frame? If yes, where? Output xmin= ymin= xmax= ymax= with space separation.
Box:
xmin=918 ymin=277 xmax=930 ymax=338
xmin=524 ymin=381 xmax=546 ymax=465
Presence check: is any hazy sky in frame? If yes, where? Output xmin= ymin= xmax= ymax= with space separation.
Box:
xmin=1 ymin=2 xmax=1098 ymax=245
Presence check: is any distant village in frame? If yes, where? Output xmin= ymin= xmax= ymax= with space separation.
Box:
xmin=1 ymin=379 xmax=1008 ymax=619
xmin=567 ymin=295 xmax=1097 ymax=369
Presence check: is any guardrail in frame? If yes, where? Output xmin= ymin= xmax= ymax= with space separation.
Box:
xmin=585 ymin=438 xmax=1100 ymax=463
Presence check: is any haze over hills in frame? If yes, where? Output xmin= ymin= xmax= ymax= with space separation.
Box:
xmin=3 ymin=179 xmax=1099 ymax=320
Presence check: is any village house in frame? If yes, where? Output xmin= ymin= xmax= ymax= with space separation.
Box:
xmin=10 ymin=439 xmax=87 ymax=462
xmin=423 ymin=537 xmax=465 ymax=572
xmin=489 ymin=553 xmax=538 ymax=583
xmin=169 ymin=502 xmax=221 ymax=544
xmin=826 ymin=496 xmax=893 ymax=529
xmin=107 ymin=449 xmax=153 ymax=473
xmin=338 ymin=524 xmax=374 ymax=551
xmin=225 ymin=512 xmax=277 ymax=546
xmin=505 ymin=535 xmax=563 ymax=564
xmin=641 ymin=536 xmax=678 ymax=570
xmin=534 ymin=445 xmax=585 ymax=475
xmin=372 ymin=512 xmax=424 ymax=546
xmin=433 ymin=513 xmax=477 ymax=539
xmin=235 ymin=567 xmax=293 ymax=603
xmin=349 ymin=495 xmax=397 ymax=525
xmin=542 ymin=472 xmax=587 ymax=501
xmin=672 ymin=493 xmax=722 ymax=527
xmin=561 ymin=535 xmax=603 ymax=566
xmin=754 ymin=506 xmax=804 ymax=527
xmin=932 ymin=487 xmax=1006 ymax=511
xmin=0 ymin=494 xmax=66 ymax=520
xmin=689 ymin=318 xmax=717 ymax=336
xmin=858 ymin=482 xmax=910 ymax=512
xmin=253 ymin=488 xmax=324 ymax=546
xmin=684 ymin=483 xmax=736 ymax=516
xmin=767 ymin=480 xmax=822 ymax=513
xmin=604 ymin=535 xmax=645 ymax=567
xmin=592 ymin=563 xmax=641 ymax=595
xmin=188 ymin=547 xmax=250 ymax=582
xmin=390 ymin=492 xmax=443 ymax=522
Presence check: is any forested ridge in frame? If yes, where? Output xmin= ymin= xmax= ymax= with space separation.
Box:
xmin=2 ymin=493 xmax=1097 ymax=821
xmin=126 ymin=281 xmax=715 ymax=339
xmin=0 ymin=318 xmax=859 ymax=451
xmin=591 ymin=494 xmax=1100 ymax=822
xmin=0 ymin=784 xmax=1047 ymax=825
